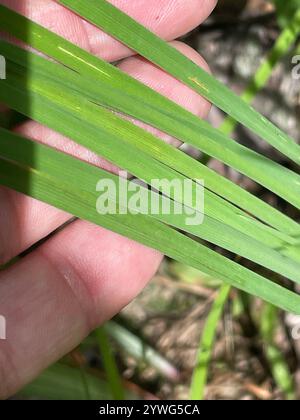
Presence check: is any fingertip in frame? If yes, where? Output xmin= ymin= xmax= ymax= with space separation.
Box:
xmin=85 ymin=0 xmax=218 ymax=61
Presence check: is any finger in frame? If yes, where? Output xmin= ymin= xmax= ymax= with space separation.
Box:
xmin=1 ymin=0 xmax=217 ymax=61
xmin=0 ymin=43 xmax=211 ymax=265
xmin=0 ymin=221 xmax=163 ymax=398
xmin=82 ymin=0 xmax=218 ymax=61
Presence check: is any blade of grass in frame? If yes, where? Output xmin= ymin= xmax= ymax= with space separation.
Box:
xmin=0 ymin=15 xmax=300 ymax=236
xmin=190 ymin=284 xmax=231 ymax=400
xmin=272 ymin=0 xmax=300 ymax=28
xmin=0 ymin=130 xmax=300 ymax=313
xmin=105 ymin=322 xmax=180 ymax=382
xmin=2 ymin=62 xmax=300 ymax=258
xmin=19 ymin=363 xmax=123 ymax=400
xmin=260 ymin=304 xmax=296 ymax=400
xmin=3 ymin=60 xmax=300 ymax=276
xmin=2 ymin=40 xmax=298 ymax=239
xmin=95 ymin=327 xmax=125 ymax=400
xmin=57 ymin=0 xmax=300 ymax=166
xmin=2 ymin=127 xmax=300 ymax=285
xmin=78 ymin=365 xmax=92 ymax=401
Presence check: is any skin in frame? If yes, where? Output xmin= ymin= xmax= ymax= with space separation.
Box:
xmin=0 ymin=0 xmax=216 ymax=398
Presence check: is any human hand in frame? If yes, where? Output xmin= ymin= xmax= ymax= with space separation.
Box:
xmin=0 ymin=0 xmax=215 ymax=398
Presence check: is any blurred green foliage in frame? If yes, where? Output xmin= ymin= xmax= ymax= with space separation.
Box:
xmin=272 ymin=0 xmax=300 ymax=27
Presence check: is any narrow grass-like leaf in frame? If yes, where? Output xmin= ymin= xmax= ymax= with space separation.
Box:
xmin=190 ymin=284 xmax=231 ymax=400
xmin=4 ymin=61 xmax=300 ymax=274
xmin=95 ymin=327 xmax=125 ymax=400
xmin=105 ymin=322 xmax=179 ymax=382
xmin=2 ymin=128 xmax=300 ymax=283
xmin=2 ymin=50 xmax=300 ymax=272
xmin=260 ymin=304 xmax=296 ymax=400
xmin=1 ymin=39 xmax=298 ymax=238
xmin=1 ymin=129 xmax=300 ymax=313
xmin=1 ymin=11 xmax=300 ymax=237
xmin=19 ymin=363 xmax=125 ymax=400
xmin=2 ymin=66 xmax=296 ymax=255
xmin=1 ymin=5 xmax=300 ymax=315
xmin=272 ymin=0 xmax=300 ymax=27
xmin=57 ymin=0 xmax=300 ymax=166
